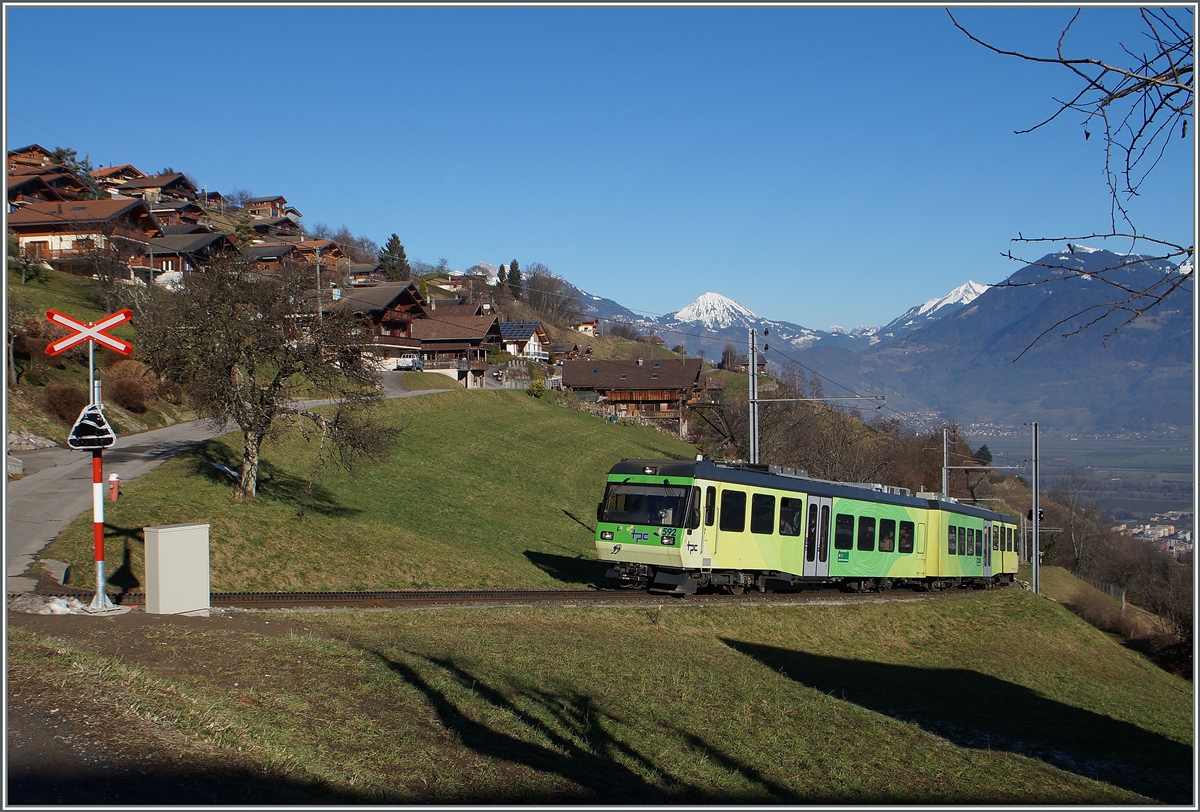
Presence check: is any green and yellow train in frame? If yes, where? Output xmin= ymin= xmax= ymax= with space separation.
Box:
xmin=596 ymin=458 xmax=1020 ymax=595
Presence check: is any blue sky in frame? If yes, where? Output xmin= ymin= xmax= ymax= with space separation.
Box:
xmin=5 ymin=5 xmax=1194 ymax=329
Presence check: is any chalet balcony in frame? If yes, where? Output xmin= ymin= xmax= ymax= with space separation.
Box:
xmin=425 ymin=355 xmax=488 ymax=372
xmin=371 ymin=335 xmax=420 ymax=348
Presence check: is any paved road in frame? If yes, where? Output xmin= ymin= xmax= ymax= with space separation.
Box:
xmin=5 ymin=373 xmax=449 ymax=591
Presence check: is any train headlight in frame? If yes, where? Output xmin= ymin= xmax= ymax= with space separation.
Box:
xmin=600 ymin=531 xmax=614 ymax=541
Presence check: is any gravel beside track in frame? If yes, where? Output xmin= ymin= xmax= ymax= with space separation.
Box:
xmin=10 ymin=584 xmax=990 ymax=610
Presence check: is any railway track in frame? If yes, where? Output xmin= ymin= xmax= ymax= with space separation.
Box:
xmin=13 ymin=583 xmax=996 ymax=610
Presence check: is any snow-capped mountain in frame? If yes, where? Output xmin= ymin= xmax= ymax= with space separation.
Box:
xmin=875 ymin=280 xmax=990 ymax=339
xmin=668 ymin=292 xmax=759 ymax=330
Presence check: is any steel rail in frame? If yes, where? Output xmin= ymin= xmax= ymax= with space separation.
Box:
xmin=12 ymin=584 xmax=1003 ymax=610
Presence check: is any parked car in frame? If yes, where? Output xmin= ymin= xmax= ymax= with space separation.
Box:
xmin=396 ymin=353 xmax=424 ymax=371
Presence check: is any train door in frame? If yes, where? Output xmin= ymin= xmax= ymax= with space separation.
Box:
xmin=983 ymin=521 xmax=993 ymax=577
xmin=803 ymin=496 xmax=832 ymax=578
xmin=914 ymin=522 xmax=927 ymax=577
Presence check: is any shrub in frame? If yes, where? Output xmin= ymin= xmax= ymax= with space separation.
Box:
xmin=44 ymin=384 xmax=89 ymax=424
xmin=155 ymin=379 xmax=183 ymax=405
xmin=1064 ymin=588 xmax=1123 ymax=635
xmin=110 ymin=378 xmax=147 ymax=413
xmin=107 ymin=359 xmax=152 ymax=381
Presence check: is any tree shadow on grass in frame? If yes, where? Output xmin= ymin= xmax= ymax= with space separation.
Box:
xmin=183 ymin=440 xmax=360 ymax=518
xmin=522 ymin=551 xmax=606 ymax=587
xmin=366 ymin=647 xmax=795 ymax=803
xmin=722 ymin=639 xmax=1193 ymax=804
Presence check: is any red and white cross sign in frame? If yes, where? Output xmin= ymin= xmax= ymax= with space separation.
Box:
xmin=45 ymin=308 xmax=133 ymax=356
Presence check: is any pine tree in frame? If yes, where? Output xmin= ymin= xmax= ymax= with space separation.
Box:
xmin=496 ymin=264 xmax=507 ymax=288
xmin=234 ymin=211 xmax=255 ymax=248
xmin=508 ymin=259 xmax=521 ymax=300
xmin=378 ymin=234 xmax=411 ymax=281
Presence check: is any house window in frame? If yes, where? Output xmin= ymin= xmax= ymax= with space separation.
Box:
xmin=620 ymin=374 xmax=627 ymax=379
xmin=651 ymin=373 xmax=658 ymax=379
xmin=161 ymin=259 xmax=175 ymax=271
xmin=653 ymin=362 xmax=661 ymax=367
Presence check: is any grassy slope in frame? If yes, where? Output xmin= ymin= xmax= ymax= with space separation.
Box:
xmin=8 ymin=589 xmax=1192 ymax=803
xmin=6 ymin=265 xmax=192 ymax=440
xmin=44 ymin=389 xmax=693 ymax=591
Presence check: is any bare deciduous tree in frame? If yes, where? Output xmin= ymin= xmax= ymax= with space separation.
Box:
xmin=135 ymin=256 xmax=389 ymax=501
xmin=949 ymin=8 xmax=1193 ymax=343
xmin=525 ymin=264 xmax=582 ymax=326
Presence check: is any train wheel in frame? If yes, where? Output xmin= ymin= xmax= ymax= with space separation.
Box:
xmin=727 ymin=584 xmax=746 ymax=596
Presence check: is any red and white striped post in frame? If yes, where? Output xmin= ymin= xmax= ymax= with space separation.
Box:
xmin=90 ymin=449 xmax=115 ymax=611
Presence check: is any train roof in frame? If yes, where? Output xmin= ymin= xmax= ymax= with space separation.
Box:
xmin=606 ymin=459 xmax=1017 ymax=523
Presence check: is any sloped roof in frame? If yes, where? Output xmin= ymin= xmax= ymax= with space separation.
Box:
xmin=499 ymin=321 xmax=545 ymax=341
xmin=147 ymin=232 xmax=237 ymax=255
xmin=562 ymin=358 xmax=703 ymax=392
xmin=411 ymin=315 xmax=500 ymax=342
xmin=120 ymin=173 xmax=197 ymax=192
xmin=162 ymin=224 xmax=214 ymax=235
xmin=331 ymin=282 xmax=423 ymax=313
xmin=242 ymin=243 xmax=297 ymax=260
xmin=7 ymin=174 xmax=65 ymax=201
xmin=244 ymin=195 xmax=286 ymax=204
xmin=90 ymin=164 xmax=145 ymax=179
xmin=7 ymin=199 xmax=159 ymax=231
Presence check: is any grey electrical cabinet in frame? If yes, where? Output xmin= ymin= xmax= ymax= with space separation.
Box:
xmin=144 ymin=523 xmax=210 ymax=616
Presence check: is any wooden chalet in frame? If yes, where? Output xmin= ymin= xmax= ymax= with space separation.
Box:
xmin=90 ymin=164 xmax=147 ymax=190
xmin=149 ymin=199 xmax=204 ymax=227
xmin=8 ymin=163 xmax=91 ymax=200
xmin=243 ymin=195 xmax=293 ymax=220
xmin=8 ymin=174 xmax=66 ymax=207
xmin=574 ymin=318 xmax=600 ymax=337
xmin=140 ymin=232 xmax=240 ymax=283
xmin=562 ymin=358 xmax=705 ymax=433
xmin=7 ymin=199 xmax=162 ymax=272
xmin=242 ymin=242 xmax=299 ymax=273
xmin=116 ymin=172 xmax=198 ymax=203
xmin=331 ymin=281 xmax=425 ymax=368
xmin=410 ymin=314 xmax=502 ymax=389
xmin=7 ymin=144 xmax=55 ymax=169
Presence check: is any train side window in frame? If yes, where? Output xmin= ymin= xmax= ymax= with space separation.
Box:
xmin=751 ymin=494 xmax=776 ymax=535
xmin=834 ymin=514 xmax=854 ymax=550
xmin=805 ymin=504 xmax=818 ymax=562
xmin=1008 ymin=527 xmax=1014 ymax=552
xmin=857 ymin=516 xmax=876 ymax=552
xmin=960 ymin=527 xmax=968 ymax=556
xmin=879 ymin=519 xmax=896 ymax=553
xmin=704 ymin=486 xmax=716 ymax=527
xmin=779 ymin=497 xmax=802 ymax=537
xmin=687 ymin=487 xmax=701 ymax=529
xmin=972 ymin=528 xmax=979 ymax=556
xmin=719 ymin=490 xmax=746 ymax=532
xmin=992 ymin=527 xmax=999 ymax=550
xmin=899 ymin=521 xmax=914 ymax=554
xmin=948 ymin=525 xmax=957 ymax=556
xmin=966 ymin=528 xmax=975 ymax=556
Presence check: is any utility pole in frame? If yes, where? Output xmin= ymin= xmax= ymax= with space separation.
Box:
xmin=748 ymin=327 xmax=759 ymax=464
xmin=942 ymin=428 xmax=949 ymax=496
xmin=746 ymin=328 xmax=884 ymax=467
xmin=1031 ymin=420 xmax=1040 ymax=595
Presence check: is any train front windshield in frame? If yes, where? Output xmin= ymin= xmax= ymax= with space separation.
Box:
xmin=600 ymin=482 xmax=693 ymax=528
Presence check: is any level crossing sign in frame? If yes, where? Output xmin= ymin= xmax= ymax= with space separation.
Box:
xmin=45 ymin=308 xmax=133 ymax=356
xmin=67 ymin=404 xmax=118 ymax=450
